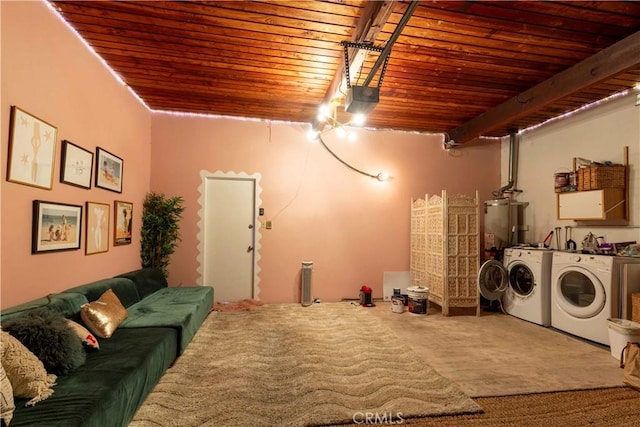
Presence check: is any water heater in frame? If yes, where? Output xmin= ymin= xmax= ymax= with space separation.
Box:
xmin=484 ymin=199 xmax=528 ymax=248
xmin=301 ymin=261 xmax=313 ymax=307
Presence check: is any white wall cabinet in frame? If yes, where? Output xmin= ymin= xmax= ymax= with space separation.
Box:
xmin=556 ymin=188 xmax=626 ymax=220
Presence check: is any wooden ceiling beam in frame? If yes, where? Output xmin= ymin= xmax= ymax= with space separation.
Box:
xmin=317 ymin=1 xmax=396 ymax=110
xmin=447 ymin=30 xmax=640 ymax=144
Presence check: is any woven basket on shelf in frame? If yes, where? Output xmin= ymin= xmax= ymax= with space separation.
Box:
xmin=576 ymin=165 xmax=625 ymax=191
xmin=632 ymin=293 xmax=640 ymax=323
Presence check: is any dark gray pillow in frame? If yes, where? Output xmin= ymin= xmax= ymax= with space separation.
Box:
xmin=2 ymin=308 xmax=86 ymax=375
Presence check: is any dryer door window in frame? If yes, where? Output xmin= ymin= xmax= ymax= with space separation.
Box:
xmin=478 ymin=260 xmax=508 ymax=301
xmin=509 ymin=263 xmax=534 ymax=297
xmin=555 ymin=268 xmax=605 ymax=319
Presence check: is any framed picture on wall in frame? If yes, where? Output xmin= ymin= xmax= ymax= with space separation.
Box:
xmin=95 ymin=147 xmax=123 ymax=193
xmin=7 ymin=106 xmax=57 ymax=190
xmin=60 ymin=140 xmax=93 ymax=189
xmin=32 ymin=200 xmax=82 ymax=254
xmin=85 ymin=201 xmax=110 ymax=255
xmin=114 ymin=200 xmax=133 ymax=246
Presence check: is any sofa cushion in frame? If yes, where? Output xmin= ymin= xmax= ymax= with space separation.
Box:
xmin=0 ymin=331 xmax=56 ymax=407
xmin=66 ymin=319 xmax=100 ymax=350
xmin=64 ymin=277 xmax=140 ymax=308
xmin=2 ymin=308 xmax=86 ymax=375
xmin=116 ymin=267 xmax=168 ymax=299
xmin=8 ymin=327 xmax=178 ymax=427
xmin=120 ymin=286 xmax=213 ymax=355
xmin=80 ymin=290 xmax=128 ymax=339
xmin=0 ymin=293 xmax=88 ymax=323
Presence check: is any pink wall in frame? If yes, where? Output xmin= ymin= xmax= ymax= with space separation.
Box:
xmin=151 ymin=114 xmax=500 ymax=303
xmin=0 ymin=1 xmax=500 ymax=309
xmin=1 ymin=1 xmax=151 ymax=308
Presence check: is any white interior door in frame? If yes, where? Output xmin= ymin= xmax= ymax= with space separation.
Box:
xmin=203 ymin=176 xmax=256 ymax=302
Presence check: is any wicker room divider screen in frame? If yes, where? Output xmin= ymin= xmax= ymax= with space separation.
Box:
xmin=411 ymin=191 xmax=480 ymax=316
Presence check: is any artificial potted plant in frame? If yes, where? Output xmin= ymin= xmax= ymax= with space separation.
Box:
xmin=140 ymin=192 xmax=185 ymax=278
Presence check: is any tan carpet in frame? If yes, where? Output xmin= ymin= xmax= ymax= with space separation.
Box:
xmin=371 ymin=304 xmax=624 ymax=397
xmin=129 ymin=303 xmax=481 ymax=427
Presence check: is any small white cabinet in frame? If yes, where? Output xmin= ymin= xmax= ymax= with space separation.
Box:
xmin=557 ymin=188 xmax=625 ymax=220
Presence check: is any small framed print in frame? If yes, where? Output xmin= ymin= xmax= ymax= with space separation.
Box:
xmin=95 ymin=147 xmax=123 ymax=193
xmin=60 ymin=140 xmax=93 ymax=189
xmin=114 ymin=200 xmax=133 ymax=246
xmin=7 ymin=106 xmax=57 ymax=190
xmin=32 ymin=200 xmax=82 ymax=254
xmin=85 ymin=201 xmax=110 ymax=255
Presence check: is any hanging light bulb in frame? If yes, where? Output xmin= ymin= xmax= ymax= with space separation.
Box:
xmin=306 ymin=128 xmax=320 ymax=142
xmin=317 ymin=104 xmax=331 ymax=122
xmin=376 ymin=172 xmax=389 ymax=181
xmin=351 ymin=113 xmax=367 ymax=127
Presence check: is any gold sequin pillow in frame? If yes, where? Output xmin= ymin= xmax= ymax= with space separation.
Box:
xmin=0 ymin=330 xmax=56 ymax=407
xmin=80 ymin=289 xmax=128 ymax=338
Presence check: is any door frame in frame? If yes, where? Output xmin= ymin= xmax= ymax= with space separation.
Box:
xmin=195 ymin=170 xmax=262 ymax=300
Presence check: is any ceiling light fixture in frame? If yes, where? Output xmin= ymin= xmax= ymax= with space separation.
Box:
xmin=341 ymin=41 xmax=386 ymax=115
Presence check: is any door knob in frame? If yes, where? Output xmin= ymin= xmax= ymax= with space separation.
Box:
xmin=248 ymin=224 xmax=253 ymax=229
xmin=247 ymin=245 xmax=254 ymax=252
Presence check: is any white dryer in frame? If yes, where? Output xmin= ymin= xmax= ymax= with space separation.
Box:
xmin=478 ymin=248 xmax=553 ymax=326
xmin=551 ymin=252 xmax=640 ymax=346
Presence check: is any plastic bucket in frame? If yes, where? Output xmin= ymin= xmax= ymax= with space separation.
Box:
xmin=390 ymin=296 xmax=404 ymax=313
xmin=407 ymin=286 xmax=429 ymax=315
xmin=607 ymin=318 xmax=640 ymax=361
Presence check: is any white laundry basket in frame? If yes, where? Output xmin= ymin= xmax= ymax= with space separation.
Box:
xmin=607 ymin=318 xmax=640 ymax=361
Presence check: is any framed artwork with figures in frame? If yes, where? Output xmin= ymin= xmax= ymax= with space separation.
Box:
xmin=60 ymin=140 xmax=93 ymax=189
xmin=32 ymin=200 xmax=82 ymax=254
xmin=85 ymin=201 xmax=110 ymax=255
xmin=95 ymin=147 xmax=123 ymax=193
xmin=114 ymin=200 xmax=133 ymax=246
xmin=7 ymin=106 xmax=57 ymax=190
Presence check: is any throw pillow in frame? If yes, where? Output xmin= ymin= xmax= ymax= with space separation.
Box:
xmin=66 ymin=319 xmax=100 ymax=350
xmin=0 ymin=330 xmax=56 ymax=407
xmin=2 ymin=308 xmax=86 ymax=375
xmin=0 ymin=363 xmax=15 ymax=426
xmin=80 ymin=289 xmax=128 ymax=338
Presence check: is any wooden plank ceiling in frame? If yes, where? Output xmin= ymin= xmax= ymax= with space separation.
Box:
xmin=49 ymin=0 xmax=640 ymax=143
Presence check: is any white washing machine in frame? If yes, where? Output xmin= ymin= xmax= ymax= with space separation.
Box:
xmin=551 ymin=252 xmax=640 ymax=346
xmin=478 ymin=247 xmax=553 ymax=326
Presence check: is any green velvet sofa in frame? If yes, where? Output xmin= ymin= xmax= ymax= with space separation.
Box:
xmin=0 ymin=268 xmax=213 ymax=427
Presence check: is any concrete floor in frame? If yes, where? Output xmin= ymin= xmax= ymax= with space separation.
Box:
xmin=369 ymin=301 xmax=623 ymax=397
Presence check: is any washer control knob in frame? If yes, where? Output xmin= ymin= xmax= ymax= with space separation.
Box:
xmin=573 ymin=255 xmax=581 ymax=262
xmin=516 ymin=251 xmax=522 ymax=257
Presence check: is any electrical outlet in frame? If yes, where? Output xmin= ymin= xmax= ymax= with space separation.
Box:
xmin=265 ymin=220 xmax=272 ymax=230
